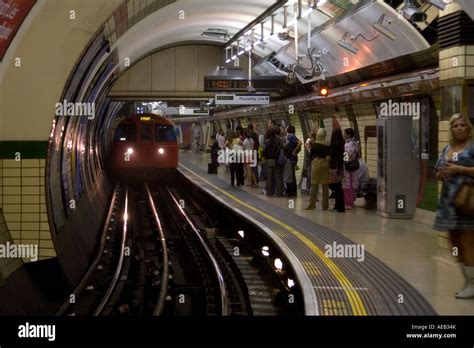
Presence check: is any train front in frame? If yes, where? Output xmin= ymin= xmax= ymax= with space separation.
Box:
xmin=108 ymin=114 xmax=179 ymax=181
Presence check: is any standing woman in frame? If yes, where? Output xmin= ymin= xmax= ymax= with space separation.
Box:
xmin=329 ymin=128 xmax=345 ymax=212
xmin=342 ymin=128 xmax=359 ymax=210
xmin=305 ymin=128 xmax=330 ymax=210
xmin=434 ymin=113 xmax=474 ymax=299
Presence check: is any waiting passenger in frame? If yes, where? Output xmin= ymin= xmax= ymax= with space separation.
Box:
xmin=209 ymin=135 xmax=219 ymax=165
xmin=328 ymin=128 xmax=345 ymax=212
xmin=243 ymin=131 xmax=257 ymax=187
xmin=261 ymin=127 xmax=282 ymax=196
xmin=434 ymin=113 xmax=474 ymax=299
xmin=275 ymin=126 xmax=286 ymax=196
xmin=284 ymin=125 xmax=302 ymax=197
xmin=305 ymin=128 xmax=330 ymax=210
xmin=302 ymin=126 xmax=318 ymax=196
xmin=342 ymin=128 xmax=359 ymax=210
xmin=248 ymin=124 xmax=260 ymax=184
xmin=357 ymin=157 xmax=370 ymax=196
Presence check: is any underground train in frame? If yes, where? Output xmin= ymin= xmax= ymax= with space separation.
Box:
xmin=108 ymin=113 xmax=179 ymax=177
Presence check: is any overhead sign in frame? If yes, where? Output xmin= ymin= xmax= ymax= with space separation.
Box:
xmin=204 ymin=76 xmax=287 ymax=92
xmin=0 ymin=0 xmax=37 ymax=60
xmin=178 ymin=107 xmax=209 ymax=116
xmin=215 ymin=94 xmax=270 ymax=105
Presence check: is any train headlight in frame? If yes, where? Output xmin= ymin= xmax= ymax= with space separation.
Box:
xmin=127 ymin=148 xmax=134 ymax=154
xmin=158 ymin=148 xmax=164 ymax=154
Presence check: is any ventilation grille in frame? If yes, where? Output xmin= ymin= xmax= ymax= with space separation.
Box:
xmin=438 ymin=10 xmax=474 ymax=49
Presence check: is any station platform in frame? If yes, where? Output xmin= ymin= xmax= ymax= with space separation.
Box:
xmin=179 ymin=151 xmax=474 ymax=315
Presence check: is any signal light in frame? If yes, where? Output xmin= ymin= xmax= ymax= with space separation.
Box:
xmin=319 ymin=82 xmax=329 ymax=97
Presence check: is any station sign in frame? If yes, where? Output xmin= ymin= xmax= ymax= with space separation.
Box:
xmin=215 ymin=94 xmax=270 ymax=105
xmin=178 ymin=107 xmax=209 ymax=116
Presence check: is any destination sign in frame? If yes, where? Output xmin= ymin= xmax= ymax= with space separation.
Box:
xmin=204 ymin=76 xmax=287 ymax=92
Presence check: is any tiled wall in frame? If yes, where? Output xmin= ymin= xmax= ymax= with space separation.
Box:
xmin=0 ymin=210 xmax=23 ymax=283
xmin=0 ymin=159 xmax=56 ymax=262
xmin=437 ymin=121 xmax=451 ymax=248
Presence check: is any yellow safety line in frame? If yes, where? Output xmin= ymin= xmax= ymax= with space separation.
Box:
xmin=179 ymin=163 xmax=368 ymax=316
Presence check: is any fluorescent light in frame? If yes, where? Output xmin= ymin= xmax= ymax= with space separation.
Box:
xmin=338 ymin=40 xmax=358 ymax=54
xmin=237 ymin=50 xmax=245 ymax=56
xmin=226 ymin=59 xmax=231 ymax=63
xmin=373 ymin=22 xmax=396 ymax=40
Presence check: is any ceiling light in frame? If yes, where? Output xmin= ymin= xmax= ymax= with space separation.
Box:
xmin=338 ymin=40 xmax=358 ymax=54
xmin=372 ymin=22 xmax=396 ymax=40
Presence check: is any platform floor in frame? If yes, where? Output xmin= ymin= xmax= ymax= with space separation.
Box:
xmin=179 ymin=151 xmax=474 ymax=315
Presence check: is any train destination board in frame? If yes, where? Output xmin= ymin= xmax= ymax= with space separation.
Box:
xmin=204 ymin=76 xmax=287 ymax=92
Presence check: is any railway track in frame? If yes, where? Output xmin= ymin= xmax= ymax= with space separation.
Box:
xmin=57 ymin=177 xmax=302 ymax=316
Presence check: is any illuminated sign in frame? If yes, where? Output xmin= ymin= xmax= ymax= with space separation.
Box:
xmin=215 ymin=94 xmax=270 ymax=105
xmin=140 ymin=116 xmax=152 ymax=121
xmin=204 ymin=76 xmax=287 ymax=92
xmin=0 ymin=0 xmax=37 ymax=60
xmin=178 ymin=107 xmax=209 ymax=116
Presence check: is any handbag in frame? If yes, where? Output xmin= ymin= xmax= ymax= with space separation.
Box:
xmin=455 ymin=181 xmax=474 ymax=216
xmin=344 ymin=158 xmax=360 ymax=172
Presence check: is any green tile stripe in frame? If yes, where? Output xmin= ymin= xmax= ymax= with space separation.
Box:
xmin=0 ymin=141 xmax=48 ymax=159
xmin=418 ymin=180 xmax=438 ymax=212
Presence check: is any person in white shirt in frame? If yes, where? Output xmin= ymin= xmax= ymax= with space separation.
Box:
xmin=243 ymin=131 xmax=257 ymax=186
xmin=216 ymin=130 xmax=226 ymax=150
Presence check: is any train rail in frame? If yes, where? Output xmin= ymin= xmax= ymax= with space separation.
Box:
xmin=165 ymin=187 xmax=229 ymax=316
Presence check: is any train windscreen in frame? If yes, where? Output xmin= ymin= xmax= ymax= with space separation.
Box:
xmin=140 ymin=124 xmax=153 ymax=141
xmin=114 ymin=124 xmax=136 ymax=142
xmin=156 ymin=124 xmax=178 ymax=142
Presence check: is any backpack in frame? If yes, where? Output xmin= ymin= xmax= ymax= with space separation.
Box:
xmin=277 ymin=148 xmax=287 ymax=166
